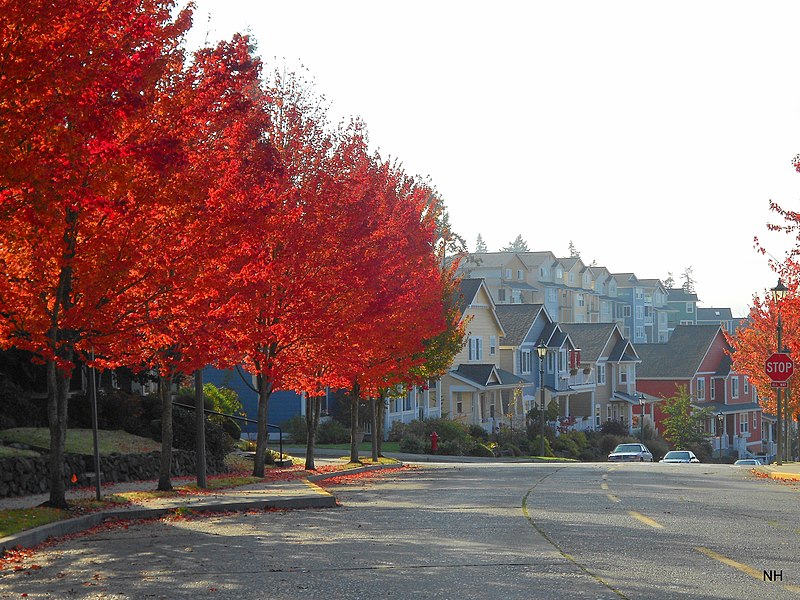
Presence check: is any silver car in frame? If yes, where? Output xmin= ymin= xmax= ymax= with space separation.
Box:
xmin=659 ymin=450 xmax=700 ymax=463
xmin=608 ymin=443 xmax=653 ymax=462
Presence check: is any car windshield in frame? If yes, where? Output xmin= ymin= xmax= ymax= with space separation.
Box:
xmin=664 ymin=451 xmax=689 ymax=459
xmin=613 ymin=444 xmax=642 ymax=453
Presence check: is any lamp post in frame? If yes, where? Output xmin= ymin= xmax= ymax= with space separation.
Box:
xmin=639 ymin=393 xmax=646 ymax=445
xmin=772 ymin=278 xmax=788 ymax=466
xmin=536 ymin=341 xmax=548 ymax=458
xmin=716 ymin=411 xmax=724 ymax=461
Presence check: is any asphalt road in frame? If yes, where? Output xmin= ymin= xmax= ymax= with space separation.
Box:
xmin=1 ymin=462 xmax=798 ymax=599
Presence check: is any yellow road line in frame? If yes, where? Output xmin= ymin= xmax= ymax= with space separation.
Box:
xmin=628 ymin=511 xmax=663 ymax=529
xmin=696 ymin=547 xmax=762 ymax=579
xmin=607 ymin=494 xmax=620 ymax=503
xmin=600 ymin=482 xmax=609 ymax=490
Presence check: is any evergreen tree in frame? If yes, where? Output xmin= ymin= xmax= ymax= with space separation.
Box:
xmin=681 ymin=266 xmax=696 ymax=294
xmin=475 ymin=233 xmax=488 ymax=253
xmin=568 ymin=240 xmax=581 ymax=259
xmin=664 ymin=272 xmax=675 ymax=288
xmin=500 ymin=234 xmax=529 ymax=252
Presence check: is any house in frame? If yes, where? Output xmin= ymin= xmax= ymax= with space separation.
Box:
xmin=457 ymin=253 xmax=537 ymax=304
xmin=697 ymin=307 xmax=735 ymax=335
xmin=635 ymin=324 xmax=763 ymax=458
xmin=385 ymin=278 xmax=526 ymax=434
xmin=637 ymin=278 xmax=670 ymax=343
xmin=666 ymin=287 xmax=699 ymax=338
xmin=494 ymin=303 xmax=553 ymax=421
xmin=560 ymin=322 xmax=641 ymax=432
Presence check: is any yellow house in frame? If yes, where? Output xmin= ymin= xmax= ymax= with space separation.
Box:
xmin=439 ymin=279 xmax=526 ymax=431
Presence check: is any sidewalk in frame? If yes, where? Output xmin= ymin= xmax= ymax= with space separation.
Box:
xmin=753 ymin=461 xmax=800 ymax=481
xmin=0 ymin=452 xmax=401 ymax=556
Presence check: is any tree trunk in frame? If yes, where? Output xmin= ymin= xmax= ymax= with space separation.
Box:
xmin=305 ymin=394 xmax=321 ymax=470
xmin=157 ymin=373 xmax=174 ymax=491
xmin=370 ymin=396 xmax=378 ymax=461
xmin=194 ymin=369 xmax=207 ymax=488
xmin=349 ymin=383 xmax=361 ymax=464
xmin=253 ymin=372 xmax=273 ymax=477
xmin=46 ymin=356 xmax=72 ymax=508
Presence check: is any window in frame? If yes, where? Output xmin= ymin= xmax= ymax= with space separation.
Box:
xmin=520 ymin=350 xmax=532 ymax=373
xmin=636 ymin=306 xmax=644 ymax=320
xmin=752 ymin=412 xmax=757 ymax=428
xmin=489 ymin=336 xmax=497 ymax=356
xmin=680 ymin=320 xmax=693 ymax=325
xmin=556 ymin=267 xmax=563 ymax=279
xmin=577 ymin=294 xmax=585 ymax=307
xmin=635 ymin=326 xmax=644 ymax=340
xmin=547 ymin=352 xmax=555 ymax=374
xmin=619 ymin=364 xmax=629 ymax=384
xmin=744 ymin=377 xmax=749 ymax=396
xmin=609 ymin=282 xmax=617 ymax=296
xmin=635 ymin=287 xmax=643 ymax=299
xmin=687 ymin=302 xmax=694 ymax=313
xmin=559 ymin=350 xmax=567 ymax=372
xmin=623 ymin=306 xmax=632 ymax=318
xmin=740 ymin=418 xmax=749 ymax=434
xmin=540 ymin=267 xmax=548 ymax=278
xmin=569 ymin=272 xmax=575 ymax=284
xmin=597 ymin=363 xmax=606 ymax=385
xmin=517 ymin=269 xmax=523 ymax=280
xmin=710 ymin=382 xmax=715 ymax=401
xmin=595 ymin=404 xmax=601 ymax=426
xmin=468 ymin=336 xmax=483 ymax=361
xmin=731 ymin=377 xmax=739 ymax=398
xmin=498 ymin=288 xmax=506 ymax=302
xmin=506 ymin=268 xmax=512 ymax=279
xmin=606 ymin=404 xmax=612 ymax=420
xmin=696 ymin=378 xmax=706 ymax=400
xmin=547 ymin=288 xmax=557 ymax=302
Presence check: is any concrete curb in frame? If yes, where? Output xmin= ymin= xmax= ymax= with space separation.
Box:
xmin=0 ymin=459 xmax=406 ymax=556
xmin=0 ymin=481 xmax=338 ymax=555
xmin=754 ymin=466 xmax=800 ymax=481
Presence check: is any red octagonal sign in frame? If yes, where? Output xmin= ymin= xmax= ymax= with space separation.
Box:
xmin=765 ymin=352 xmax=794 ymax=383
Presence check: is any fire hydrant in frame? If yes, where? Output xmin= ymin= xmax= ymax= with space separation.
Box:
xmin=430 ymin=431 xmax=439 ymax=454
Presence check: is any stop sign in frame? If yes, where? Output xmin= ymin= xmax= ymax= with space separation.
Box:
xmin=765 ymin=352 xmax=794 ymax=383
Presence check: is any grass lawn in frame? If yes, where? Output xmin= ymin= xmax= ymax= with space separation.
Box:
xmin=315 ymin=441 xmax=402 ymax=453
xmin=0 ymin=428 xmax=161 ymax=455
xmin=0 ymin=446 xmax=39 ymax=458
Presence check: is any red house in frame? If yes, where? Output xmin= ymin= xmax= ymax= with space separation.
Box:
xmin=634 ymin=325 xmax=764 ymax=459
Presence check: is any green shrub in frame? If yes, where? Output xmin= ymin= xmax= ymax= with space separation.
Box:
xmin=467 ymin=442 xmax=495 ymax=457
xmin=388 ymin=421 xmax=408 ymax=442
xmin=283 ymin=415 xmax=307 ymax=444
xmin=316 ymin=419 xmax=349 ymax=444
xmin=399 ymin=435 xmax=425 ymax=454
xmin=598 ymin=434 xmax=623 ymax=456
xmin=437 ymin=438 xmax=466 ymax=456
xmin=468 ymin=424 xmax=489 ymax=442
xmin=645 ymin=437 xmax=669 ymax=461
xmin=553 ymin=435 xmax=580 ymax=459
xmin=600 ymin=420 xmax=628 ymax=436
xmin=167 ymin=406 xmax=233 ymax=464
xmin=530 ymin=436 xmax=554 ymax=457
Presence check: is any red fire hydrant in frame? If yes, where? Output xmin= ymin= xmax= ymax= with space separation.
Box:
xmin=430 ymin=431 xmax=439 ymax=454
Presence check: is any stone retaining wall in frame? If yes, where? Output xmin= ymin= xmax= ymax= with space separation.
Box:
xmin=0 ymin=451 xmax=227 ymax=498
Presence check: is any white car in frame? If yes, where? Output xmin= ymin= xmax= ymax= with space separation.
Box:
xmin=659 ymin=450 xmax=700 ymax=463
xmin=733 ymin=458 xmax=762 ymax=466
xmin=608 ymin=443 xmax=653 ymax=462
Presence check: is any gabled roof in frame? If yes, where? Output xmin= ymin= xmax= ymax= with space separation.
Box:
xmin=457 ymin=278 xmax=484 ymax=315
xmin=667 ymin=288 xmax=700 ymax=302
xmin=460 ymin=252 xmax=530 ymax=270
xmin=451 ymin=364 xmax=527 ymax=389
xmin=608 ymin=338 xmax=640 ymax=362
xmin=557 ymin=257 xmax=584 ymax=271
xmin=637 ymin=278 xmax=666 ymax=291
xmin=539 ymin=323 xmax=572 ymax=350
xmin=698 ymin=307 xmax=733 ymax=321
xmin=559 ymin=323 xmax=625 ymax=361
xmin=495 ymin=304 xmax=547 ymax=347
xmin=637 ymin=325 xmax=725 ymax=379
xmin=611 ymin=273 xmax=638 ymax=286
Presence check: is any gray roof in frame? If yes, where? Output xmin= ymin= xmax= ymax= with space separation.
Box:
xmin=453 ymin=364 xmax=527 ymax=388
xmin=608 ymin=338 xmax=639 ymax=362
xmin=495 ymin=304 xmax=545 ymax=346
xmin=697 ymin=307 xmax=734 ymax=321
xmin=637 ymin=325 xmax=725 ymax=379
xmin=667 ymin=288 xmax=699 ymax=302
xmin=457 ymin=278 xmax=484 ymax=315
xmin=559 ymin=323 xmax=621 ymax=361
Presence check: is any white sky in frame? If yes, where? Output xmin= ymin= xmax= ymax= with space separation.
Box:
xmin=181 ymin=0 xmax=800 ymax=316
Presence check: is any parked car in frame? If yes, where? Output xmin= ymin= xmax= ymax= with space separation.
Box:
xmin=608 ymin=443 xmax=653 ymax=462
xmin=733 ymin=458 xmax=762 ymax=466
xmin=659 ymin=450 xmax=700 ymax=463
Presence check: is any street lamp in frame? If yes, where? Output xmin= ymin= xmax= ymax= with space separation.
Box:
xmin=639 ymin=393 xmax=646 ymax=445
xmin=536 ymin=340 xmax=548 ymax=458
xmin=772 ymin=278 xmax=788 ymax=466
xmin=716 ymin=411 xmax=724 ymax=461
